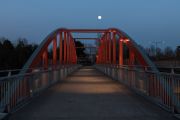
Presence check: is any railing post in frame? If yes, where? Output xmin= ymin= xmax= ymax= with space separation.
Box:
xmin=171 ymin=68 xmax=175 ymax=74
xmin=171 ymin=74 xmax=175 ymax=113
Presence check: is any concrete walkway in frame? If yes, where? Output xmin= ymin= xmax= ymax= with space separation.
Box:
xmin=9 ymin=66 xmax=177 ymax=120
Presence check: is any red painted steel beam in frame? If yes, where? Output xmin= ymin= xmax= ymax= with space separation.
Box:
xmin=108 ymin=32 xmax=111 ymax=64
xmin=74 ymin=38 xmax=100 ymax=40
xmin=29 ymin=37 xmax=53 ymax=68
xmin=97 ymin=39 xmax=102 ymax=64
xmin=64 ymin=32 xmax=67 ymax=64
xmin=76 ymin=46 xmax=97 ymax=48
xmin=70 ymin=33 xmax=73 ymax=64
xmin=59 ymin=32 xmax=63 ymax=64
xmin=70 ymin=34 xmax=77 ymax=64
xmin=69 ymin=29 xmax=107 ymax=33
xmin=67 ymin=33 xmax=69 ymax=64
xmin=42 ymin=49 xmax=48 ymax=69
xmin=69 ymin=33 xmax=71 ymax=64
xmin=119 ymin=39 xmax=123 ymax=65
xmin=126 ymin=41 xmax=148 ymax=66
xmin=105 ymin=34 xmax=108 ymax=64
xmin=103 ymin=34 xmax=106 ymax=64
xmin=28 ymin=28 xmax=153 ymax=68
xmin=69 ymin=33 xmax=73 ymax=64
xmin=112 ymin=32 xmax=116 ymax=64
xmin=114 ymin=29 xmax=149 ymax=66
xmin=129 ymin=50 xmax=135 ymax=65
xmin=53 ymin=37 xmax=57 ymax=66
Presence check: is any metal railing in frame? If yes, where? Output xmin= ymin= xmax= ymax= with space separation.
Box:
xmin=1 ymin=65 xmax=179 ymax=78
xmin=0 ymin=65 xmax=81 ymax=113
xmin=95 ymin=64 xmax=180 ymax=113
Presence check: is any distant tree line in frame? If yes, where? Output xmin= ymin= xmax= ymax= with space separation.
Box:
xmin=145 ymin=45 xmax=180 ymax=61
xmin=0 ymin=37 xmax=88 ymax=70
xmin=1 ymin=36 xmax=179 ymax=70
xmin=0 ymin=37 xmax=38 ymax=70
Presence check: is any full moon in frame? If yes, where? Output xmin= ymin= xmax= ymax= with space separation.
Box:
xmin=98 ymin=16 xmax=102 ymax=20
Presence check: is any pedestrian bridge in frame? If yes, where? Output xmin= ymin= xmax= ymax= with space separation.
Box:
xmin=0 ymin=28 xmax=179 ymax=119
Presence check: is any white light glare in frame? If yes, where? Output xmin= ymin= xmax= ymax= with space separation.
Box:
xmin=98 ymin=16 xmax=102 ymax=20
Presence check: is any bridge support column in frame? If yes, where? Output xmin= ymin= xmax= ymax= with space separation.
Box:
xmin=69 ymin=34 xmax=72 ymax=64
xmin=129 ymin=49 xmax=135 ymax=65
xmin=67 ymin=33 xmax=71 ymax=64
xmin=59 ymin=32 xmax=63 ymax=64
xmin=105 ymin=34 xmax=108 ymax=64
xmin=69 ymin=36 xmax=72 ymax=64
xmin=119 ymin=39 xmax=123 ymax=65
xmin=53 ymin=37 xmax=57 ymax=67
xmin=99 ymin=39 xmax=102 ymax=64
xmin=66 ymin=33 xmax=69 ymax=64
xmin=113 ymin=32 xmax=116 ymax=64
xmin=71 ymin=37 xmax=77 ymax=64
xmin=125 ymin=41 xmax=135 ymax=66
xmin=101 ymin=37 xmax=104 ymax=64
xmin=102 ymin=37 xmax=105 ymax=64
xmin=106 ymin=34 xmax=109 ymax=64
xmin=70 ymin=35 xmax=73 ymax=64
xmin=42 ymin=49 xmax=48 ymax=69
xmin=108 ymin=32 xmax=111 ymax=64
xmin=64 ymin=32 xmax=67 ymax=64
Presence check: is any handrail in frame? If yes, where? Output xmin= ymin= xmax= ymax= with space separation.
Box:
xmin=95 ymin=64 xmax=180 ymax=113
xmin=96 ymin=64 xmax=180 ymax=74
xmin=0 ymin=64 xmax=81 ymax=113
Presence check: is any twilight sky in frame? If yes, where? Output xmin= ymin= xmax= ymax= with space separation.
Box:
xmin=0 ymin=0 xmax=180 ymax=48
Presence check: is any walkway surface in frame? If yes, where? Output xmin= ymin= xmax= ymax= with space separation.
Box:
xmin=9 ymin=66 xmax=176 ymax=120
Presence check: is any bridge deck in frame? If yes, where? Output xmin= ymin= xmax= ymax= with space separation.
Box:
xmin=9 ymin=66 xmax=176 ymax=120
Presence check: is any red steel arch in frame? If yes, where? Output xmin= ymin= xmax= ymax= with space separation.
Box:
xmin=22 ymin=28 xmax=157 ymax=72
xmin=21 ymin=28 xmax=77 ymax=74
xmin=2 ymin=28 xmax=162 ymax=113
xmin=95 ymin=28 xmax=157 ymax=70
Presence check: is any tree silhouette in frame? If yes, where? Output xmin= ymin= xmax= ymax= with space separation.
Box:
xmin=1 ymin=39 xmax=15 ymax=69
xmin=164 ymin=46 xmax=174 ymax=59
xmin=75 ymin=41 xmax=86 ymax=58
xmin=0 ymin=37 xmax=38 ymax=70
xmin=176 ymin=46 xmax=180 ymax=60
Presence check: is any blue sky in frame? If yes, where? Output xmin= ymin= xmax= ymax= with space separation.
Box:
xmin=0 ymin=0 xmax=180 ymax=48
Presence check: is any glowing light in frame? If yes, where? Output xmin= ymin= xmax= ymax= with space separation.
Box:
xmin=125 ymin=39 xmax=129 ymax=42
xmin=120 ymin=38 xmax=129 ymax=42
xmin=98 ymin=16 xmax=102 ymax=20
xmin=125 ymin=39 xmax=130 ymax=42
xmin=120 ymin=39 xmax=124 ymax=42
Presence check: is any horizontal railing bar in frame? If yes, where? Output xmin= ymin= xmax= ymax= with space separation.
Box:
xmin=0 ymin=64 xmax=81 ymax=113
xmin=0 ymin=65 xmax=79 ymax=80
xmin=1 ymin=64 xmax=179 ymax=74
xmin=95 ymin=64 xmax=180 ymax=113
